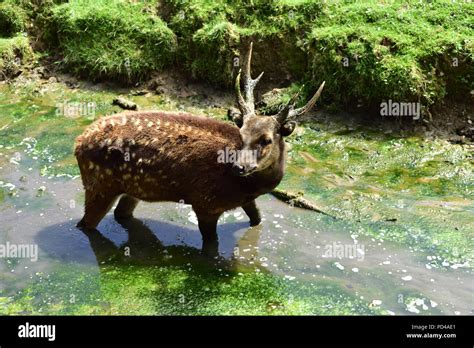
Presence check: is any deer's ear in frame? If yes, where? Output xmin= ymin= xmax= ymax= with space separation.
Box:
xmin=227 ymin=108 xmax=244 ymax=128
xmin=280 ymin=121 xmax=296 ymax=136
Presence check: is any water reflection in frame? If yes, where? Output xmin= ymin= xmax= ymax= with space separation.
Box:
xmin=78 ymin=216 xmax=265 ymax=273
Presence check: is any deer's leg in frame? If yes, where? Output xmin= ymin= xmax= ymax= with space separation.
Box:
xmin=114 ymin=194 xmax=140 ymax=220
xmin=242 ymin=200 xmax=262 ymax=226
xmin=195 ymin=211 xmax=220 ymax=256
xmin=77 ymin=190 xmax=118 ymax=230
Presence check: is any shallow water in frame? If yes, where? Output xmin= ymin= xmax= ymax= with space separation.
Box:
xmin=0 ymin=79 xmax=472 ymax=315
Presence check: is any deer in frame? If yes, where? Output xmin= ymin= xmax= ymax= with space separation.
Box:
xmin=74 ymin=42 xmax=325 ymax=254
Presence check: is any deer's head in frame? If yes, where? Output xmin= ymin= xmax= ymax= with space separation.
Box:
xmin=230 ymin=42 xmax=325 ymax=177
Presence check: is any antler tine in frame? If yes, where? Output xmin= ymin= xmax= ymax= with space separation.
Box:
xmin=288 ymin=81 xmax=326 ymax=119
xmin=242 ymin=42 xmax=264 ymax=114
xmin=235 ymin=69 xmax=252 ymax=117
xmin=234 ymin=42 xmax=264 ymax=119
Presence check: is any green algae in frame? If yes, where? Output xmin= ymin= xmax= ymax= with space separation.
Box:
xmin=281 ymin=123 xmax=473 ymax=264
xmin=0 ymin=259 xmax=377 ymax=315
xmin=0 ymin=79 xmax=471 ymax=315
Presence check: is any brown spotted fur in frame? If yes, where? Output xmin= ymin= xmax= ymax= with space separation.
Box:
xmin=75 ymin=111 xmax=286 ymax=251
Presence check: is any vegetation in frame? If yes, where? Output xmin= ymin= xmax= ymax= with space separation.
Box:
xmin=0 ymin=0 xmax=471 ymax=109
xmin=0 ymin=35 xmax=33 ymax=79
xmin=48 ymin=0 xmax=176 ymax=81
xmin=163 ymin=0 xmax=473 ymax=109
xmin=0 ymin=0 xmax=471 ymax=317
xmin=0 ymin=1 xmax=27 ymax=37
xmin=0 ymin=1 xmax=34 ymax=79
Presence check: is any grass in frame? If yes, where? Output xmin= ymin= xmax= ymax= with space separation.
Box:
xmin=1 ymin=0 xmax=471 ymax=110
xmin=0 ymin=35 xmax=34 ymax=79
xmin=305 ymin=1 xmax=473 ymax=107
xmin=49 ymin=0 xmax=176 ymax=82
xmin=161 ymin=0 xmax=473 ymax=109
xmin=0 ymin=1 xmax=27 ymax=37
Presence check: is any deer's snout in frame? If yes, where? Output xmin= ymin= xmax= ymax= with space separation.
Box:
xmin=231 ymin=162 xmax=257 ymax=176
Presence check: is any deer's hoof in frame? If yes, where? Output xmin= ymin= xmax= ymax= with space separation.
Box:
xmin=249 ymin=217 xmax=262 ymax=226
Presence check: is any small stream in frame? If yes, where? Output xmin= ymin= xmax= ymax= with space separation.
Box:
xmin=0 ymin=78 xmax=472 ymax=315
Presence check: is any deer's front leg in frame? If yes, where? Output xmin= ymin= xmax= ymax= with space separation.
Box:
xmin=195 ymin=211 xmax=220 ymax=256
xmin=242 ymin=200 xmax=262 ymax=226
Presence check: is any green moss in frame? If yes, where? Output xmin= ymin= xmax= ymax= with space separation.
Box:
xmin=31 ymin=0 xmax=471 ymax=107
xmin=0 ymin=1 xmax=27 ymax=37
xmin=0 ymin=34 xmax=34 ymax=79
xmin=0 ymin=187 xmax=5 ymax=203
xmin=1 ymin=262 xmax=376 ymax=315
xmin=304 ymin=1 xmax=473 ymax=107
xmin=281 ymin=123 xmax=474 ymax=263
xmin=49 ymin=0 xmax=176 ymax=82
xmin=159 ymin=0 xmax=473 ymax=107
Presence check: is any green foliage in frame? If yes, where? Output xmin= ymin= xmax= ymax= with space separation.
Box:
xmin=5 ymin=0 xmax=473 ymax=107
xmin=0 ymin=35 xmax=33 ymax=78
xmin=160 ymin=0 xmax=472 ymax=107
xmin=0 ymin=1 xmax=27 ymax=37
xmin=50 ymin=0 xmax=177 ymax=82
xmin=305 ymin=1 xmax=473 ymax=107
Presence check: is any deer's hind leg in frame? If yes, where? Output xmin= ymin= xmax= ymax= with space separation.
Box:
xmin=114 ymin=194 xmax=140 ymax=221
xmin=77 ymin=189 xmax=119 ymax=230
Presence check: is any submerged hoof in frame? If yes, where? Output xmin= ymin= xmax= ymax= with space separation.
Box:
xmin=249 ymin=217 xmax=262 ymax=226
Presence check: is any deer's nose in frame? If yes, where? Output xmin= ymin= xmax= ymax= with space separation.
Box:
xmin=231 ymin=163 xmax=245 ymax=176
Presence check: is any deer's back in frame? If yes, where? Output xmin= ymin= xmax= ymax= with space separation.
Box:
xmin=74 ymin=111 xmax=251 ymax=211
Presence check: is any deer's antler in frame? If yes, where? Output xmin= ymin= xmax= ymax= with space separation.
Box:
xmin=274 ymin=81 xmax=325 ymax=124
xmin=235 ymin=42 xmax=264 ymax=120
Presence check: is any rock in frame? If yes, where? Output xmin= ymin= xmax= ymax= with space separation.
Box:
xmin=130 ymin=89 xmax=147 ymax=96
xmin=448 ymin=135 xmax=467 ymax=145
xmin=456 ymin=126 xmax=474 ymax=142
xmin=36 ymin=185 xmax=46 ymax=197
xmin=259 ymin=88 xmax=287 ymax=114
xmin=112 ymin=97 xmax=137 ymax=110
xmin=155 ymin=86 xmax=167 ymax=95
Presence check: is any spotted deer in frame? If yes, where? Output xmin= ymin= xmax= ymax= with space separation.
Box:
xmin=75 ymin=43 xmax=325 ymax=253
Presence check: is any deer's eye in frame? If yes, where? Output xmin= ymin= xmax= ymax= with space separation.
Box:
xmin=260 ymin=137 xmax=272 ymax=146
